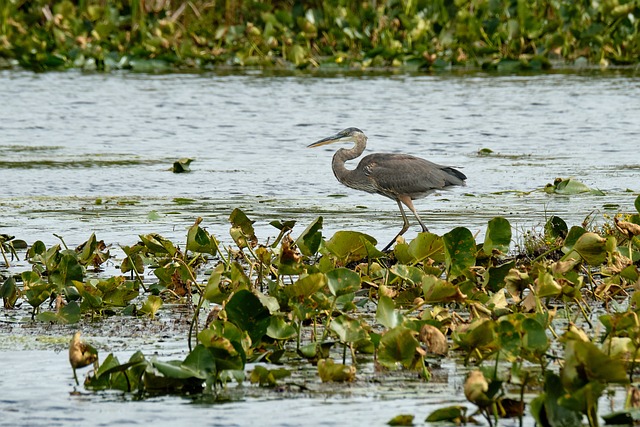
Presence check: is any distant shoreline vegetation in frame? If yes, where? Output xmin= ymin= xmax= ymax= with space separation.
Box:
xmin=1 ymin=0 xmax=639 ymax=72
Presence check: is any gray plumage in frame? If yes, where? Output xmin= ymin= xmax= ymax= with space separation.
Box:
xmin=308 ymin=127 xmax=466 ymax=251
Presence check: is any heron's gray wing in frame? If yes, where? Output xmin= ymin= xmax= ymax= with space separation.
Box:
xmin=359 ymin=153 xmax=465 ymax=199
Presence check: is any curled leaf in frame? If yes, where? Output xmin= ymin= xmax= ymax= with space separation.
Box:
xmin=464 ymin=370 xmax=491 ymax=407
xmin=419 ymin=324 xmax=448 ymax=356
xmin=317 ymin=358 xmax=356 ymax=382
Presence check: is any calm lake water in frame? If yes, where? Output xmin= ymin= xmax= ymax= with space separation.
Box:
xmin=0 ymin=68 xmax=639 ymax=426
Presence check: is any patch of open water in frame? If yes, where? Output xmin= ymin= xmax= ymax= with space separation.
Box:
xmin=0 ymin=68 xmax=639 ymax=426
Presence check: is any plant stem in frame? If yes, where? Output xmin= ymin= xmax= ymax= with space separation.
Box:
xmin=321 ymin=297 xmax=338 ymax=342
xmin=0 ymin=244 xmax=9 ymax=267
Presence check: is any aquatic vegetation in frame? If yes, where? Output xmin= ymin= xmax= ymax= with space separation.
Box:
xmin=545 ymin=177 xmax=606 ymax=196
xmin=2 ymin=195 xmax=640 ymax=426
xmin=172 ymin=158 xmax=193 ymax=173
xmin=1 ymin=1 xmax=639 ymax=72
xmin=68 ymin=331 xmax=98 ymax=385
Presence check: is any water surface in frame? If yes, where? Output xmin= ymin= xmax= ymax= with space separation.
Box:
xmin=1 ymin=69 xmax=638 ymax=249
xmin=0 ymin=69 xmax=639 ymax=426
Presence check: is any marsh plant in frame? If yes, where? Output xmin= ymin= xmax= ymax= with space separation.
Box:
xmin=2 ymin=195 xmax=640 ymax=426
xmin=1 ymin=0 xmax=639 ymax=71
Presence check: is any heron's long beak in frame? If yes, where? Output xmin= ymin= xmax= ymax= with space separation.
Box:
xmin=307 ymin=133 xmax=349 ymax=148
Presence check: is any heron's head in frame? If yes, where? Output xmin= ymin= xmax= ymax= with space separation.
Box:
xmin=308 ymin=127 xmax=367 ymax=148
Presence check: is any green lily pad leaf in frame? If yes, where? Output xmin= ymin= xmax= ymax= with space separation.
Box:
xmin=483 ymin=260 xmax=515 ymax=292
xmin=266 ymin=315 xmax=297 ymax=340
xmin=229 ymin=208 xmax=257 ymax=248
xmin=0 ymin=276 xmax=18 ymax=308
xmin=173 ymin=197 xmax=196 ymax=205
xmin=49 ymin=254 xmax=84 ymax=291
xmin=376 ymin=295 xmax=403 ymax=329
xmin=225 ymin=289 xmax=271 ymax=344
xmin=422 ymin=274 xmax=465 ymax=303
xmin=569 ymin=232 xmax=608 ymax=265
xmin=635 ymin=195 xmax=640 ymax=214
xmin=324 ymin=231 xmax=377 ymax=263
xmin=153 ymin=359 xmax=198 ymax=380
xmin=326 ymin=267 xmax=361 ymax=297
xmin=172 ymin=157 xmax=193 ymax=173
xmin=36 ymin=301 xmax=81 ymax=324
xmin=545 ymin=216 xmax=568 ymax=240
xmin=455 ymin=319 xmax=496 ymax=355
xmin=143 ymin=367 xmax=204 ymax=394
xmin=23 ymin=273 xmax=54 ymax=309
xmin=330 ymin=314 xmax=368 ymax=343
xmin=443 ymin=227 xmax=476 ymax=278
xmin=197 ymin=323 xmax=246 ymax=371
xmin=139 ymin=295 xmax=163 ymax=318
xmin=27 ymin=240 xmax=47 ymax=261
xmin=522 ymin=317 xmax=549 ymax=352
xmin=390 ymin=264 xmax=426 ymax=286
xmin=558 ymin=381 xmax=607 ymax=414
xmin=102 ymin=285 xmax=139 ymax=307
xmin=536 ymin=271 xmax=562 ymax=298
xmin=120 ymin=243 xmax=145 ymax=275
xmin=285 ymin=273 xmax=327 ymax=300
xmin=562 ymin=226 xmax=587 ymax=254
xmin=75 ymin=233 xmax=105 ymax=267
xmin=139 ymin=233 xmax=178 ymax=256
xmin=298 ymin=341 xmax=333 ymax=359
xmin=546 ymin=178 xmax=604 ymax=195
xmin=562 ymin=339 xmax=629 ymax=390
xmin=80 ymin=289 xmax=103 ymax=312
xmin=269 ymin=219 xmax=297 ymax=231
xmin=203 ymin=265 xmax=227 ymax=304
xmin=387 ymin=414 xmax=414 ymax=426
xmin=295 ymin=216 xmax=323 ymax=256
xmin=94 ymin=352 xmax=146 ymax=380
xmin=483 ymin=217 xmax=511 ymax=255
xmin=85 ymin=353 xmax=122 ymax=390
xmin=268 ymin=220 xmax=297 ymax=248
xmin=426 ymin=406 xmax=467 ymax=422
xmin=378 ymin=326 xmax=420 ymax=369
xmin=249 ymin=365 xmax=291 ymax=387
xmin=362 ymin=238 xmax=386 ymax=259
xmin=408 ymin=232 xmax=445 ymax=262
xmin=187 ymin=217 xmax=218 ymax=255
xmin=181 ymin=344 xmax=216 ymax=379
xmin=317 ymin=358 xmax=356 ymax=382
xmin=530 ymin=372 xmax=582 ymax=427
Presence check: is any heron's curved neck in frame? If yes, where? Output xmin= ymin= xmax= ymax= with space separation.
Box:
xmin=331 ymin=135 xmax=367 ymax=181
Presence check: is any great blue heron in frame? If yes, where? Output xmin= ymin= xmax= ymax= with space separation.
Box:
xmin=308 ymin=127 xmax=467 ymax=251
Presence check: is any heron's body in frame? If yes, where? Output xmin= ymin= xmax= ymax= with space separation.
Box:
xmin=309 ymin=127 xmax=466 ymax=250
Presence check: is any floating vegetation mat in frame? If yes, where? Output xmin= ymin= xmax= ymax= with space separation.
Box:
xmin=1 ymin=194 xmax=640 ymax=427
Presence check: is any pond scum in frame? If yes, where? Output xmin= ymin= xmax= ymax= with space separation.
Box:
xmin=1 ymin=0 xmax=639 ymax=72
xmin=1 ymin=194 xmax=640 ymax=427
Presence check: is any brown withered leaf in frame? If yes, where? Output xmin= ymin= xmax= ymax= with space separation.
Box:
xmin=615 ymin=217 xmax=640 ymax=237
xmin=419 ymin=324 xmax=449 ymax=356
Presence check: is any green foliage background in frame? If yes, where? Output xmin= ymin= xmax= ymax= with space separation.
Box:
xmin=1 ymin=0 xmax=639 ymax=71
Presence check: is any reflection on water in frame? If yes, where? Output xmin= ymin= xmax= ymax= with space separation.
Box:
xmin=0 ymin=69 xmax=638 ymax=426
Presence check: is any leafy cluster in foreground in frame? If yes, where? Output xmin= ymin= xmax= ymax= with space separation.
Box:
xmin=1 ymin=196 xmax=640 ymax=427
xmin=1 ymin=0 xmax=639 ymax=72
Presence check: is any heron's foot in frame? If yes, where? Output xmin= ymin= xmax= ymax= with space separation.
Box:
xmin=382 ymin=235 xmax=400 ymax=252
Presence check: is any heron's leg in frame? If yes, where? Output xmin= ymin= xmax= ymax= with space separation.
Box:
xmin=400 ymin=195 xmax=429 ymax=232
xmin=382 ymin=200 xmax=412 ymax=251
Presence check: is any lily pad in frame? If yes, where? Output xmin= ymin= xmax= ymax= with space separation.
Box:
xmin=483 ymin=217 xmax=511 ymax=255
xmin=172 ymin=158 xmax=193 ymax=173
xmin=443 ymin=227 xmax=476 ymax=278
